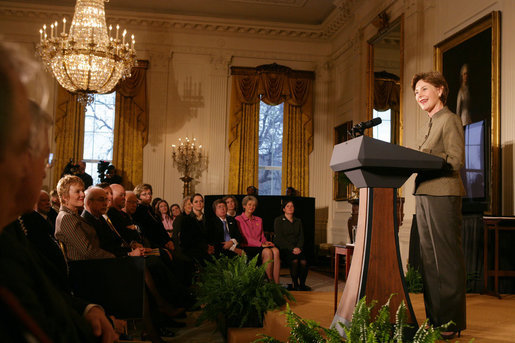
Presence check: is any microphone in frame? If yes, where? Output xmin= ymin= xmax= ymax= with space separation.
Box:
xmin=351 ymin=117 xmax=382 ymax=137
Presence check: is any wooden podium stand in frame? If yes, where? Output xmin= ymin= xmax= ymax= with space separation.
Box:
xmin=329 ymin=136 xmax=445 ymax=332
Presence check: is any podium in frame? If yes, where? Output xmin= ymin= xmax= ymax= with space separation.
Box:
xmin=329 ymin=136 xmax=445 ymax=332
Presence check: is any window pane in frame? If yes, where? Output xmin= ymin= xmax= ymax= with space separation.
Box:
xmin=258 ymin=168 xmax=282 ymax=196
xmin=85 ymin=163 xmax=99 ymax=186
xmin=258 ymin=102 xmax=283 ymax=195
xmin=83 ymin=92 xmax=116 ymax=185
xmin=372 ymin=109 xmax=391 ymax=143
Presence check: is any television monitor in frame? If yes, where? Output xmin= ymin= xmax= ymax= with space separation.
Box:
xmin=461 ymin=119 xmax=488 ymax=212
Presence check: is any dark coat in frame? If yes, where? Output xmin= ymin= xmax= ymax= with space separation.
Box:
xmin=133 ymin=204 xmax=171 ymax=248
xmin=0 ymin=221 xmax=95 ymax=342
xmin=106 ymin=207 xmax=144 ymax=245
xmin=207 ymin=215 xmax=243 ymax=256
xmin=81 ymin=210 xmax=130 ymax=257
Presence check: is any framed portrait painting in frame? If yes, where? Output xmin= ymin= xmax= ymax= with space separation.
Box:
xmin=434 ymin=11 xmax=500 ymax=214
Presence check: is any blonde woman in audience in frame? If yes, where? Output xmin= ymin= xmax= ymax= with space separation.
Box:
xmin=55 ymin=175 xmax=115 ymax=261
xmin=223 ymin=195 xmax=239 ymax=218
xmin=235 ymin=195 xmax=281 ymax=283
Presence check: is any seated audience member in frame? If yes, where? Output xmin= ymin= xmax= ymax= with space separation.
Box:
xmin=36 ymin=189 xmax=58 ymax=230
xmin=55 ymin=175 xmax=115 ymax=260
xmin=50 ymin=189 xmax=61 ymax=212
xmin=156 ymin=199 xmax=174 ymax=237
xmin=133 ymin=184 xmax=174 ymax=253
xmin=21 ymin=201 xmax=129 ymax=338
xmin=109 ymin=185 xmax=194 ymax=288
xmin=171 ymin=196 xmax=192 ymax=252
xmin=207 ymin=199 xmax=244 ymax=257
xmin=64 ymin=184 xmax=188 ymax=335
xmin=0 ymin=43 xmax=117 ymax=342
xmin=97 ymin=182 xmax=113 ymax=207
xmin=81 ymin=187 xmax=144 ymax=257
xmin=151 ymin=197 xmax=163 ymax=219
xmin=179 ymin=193 xmax=214 ymax=264
xmin=274 ymin=200 xmax=310 ymax=291
xmin=223 ymin=195 xmax=239 ymax=218
xmin=235 ymin=195 xmax=280 ymax=283
xmin=108 ymin=186 xmax=146 ymax=246
xmin=170 ymin=203 xmax=181 ymax=222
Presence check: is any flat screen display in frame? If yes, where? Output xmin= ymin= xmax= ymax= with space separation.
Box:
xmin=461 ymin=120 xmax=485 ymax=200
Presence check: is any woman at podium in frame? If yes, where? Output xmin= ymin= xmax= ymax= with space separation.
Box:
xmin=411 ymin=71 xmax=466 ymax=339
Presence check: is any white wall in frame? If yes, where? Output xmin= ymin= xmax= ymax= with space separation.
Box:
xmin=2 ymin=0 xmax=515 ymax=258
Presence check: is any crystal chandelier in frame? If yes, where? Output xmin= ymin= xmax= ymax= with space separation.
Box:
xmin=171 ymin=137 xmax=204 ymax=198
xmin=37 ymin=0 xmax=136 ymax=105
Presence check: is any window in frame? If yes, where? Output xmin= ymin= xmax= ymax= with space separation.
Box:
xmin=83 ymin=92 xmax=116 ymax=185
xmin=372 ymin=109 xmax=392 ymax=143
xmin=258 ymin=101 xmax=283 ymax=195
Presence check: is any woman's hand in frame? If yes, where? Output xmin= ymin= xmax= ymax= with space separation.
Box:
xmin=262 ymin=241 xmax=274 ymax=248
xmin=292 ymin=247 xmax=301 ymax=255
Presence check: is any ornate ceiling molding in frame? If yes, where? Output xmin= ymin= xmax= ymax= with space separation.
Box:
xmin=227 ymin=0 xmax=308 ymax=7
xmin=0 ymin=0 xmax=356 ymax=41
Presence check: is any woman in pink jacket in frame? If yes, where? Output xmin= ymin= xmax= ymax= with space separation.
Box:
xmin=235 ymin=195 xmax=280 ymax=283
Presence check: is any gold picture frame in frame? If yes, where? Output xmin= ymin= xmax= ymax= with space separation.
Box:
xmin=333 ymin=121 xmax=354 ymax=201
xmin=434 ymin=11 xmax=500 ymax=214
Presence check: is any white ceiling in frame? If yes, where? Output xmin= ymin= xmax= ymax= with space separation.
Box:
xmin=15 ymin=0 xmax=336 ymax=25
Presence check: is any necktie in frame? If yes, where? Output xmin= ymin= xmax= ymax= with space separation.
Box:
xmin=223 ymin=220 xmax=231 ymax=242
xmin=104 ymin=215 xmax=130 ymax=248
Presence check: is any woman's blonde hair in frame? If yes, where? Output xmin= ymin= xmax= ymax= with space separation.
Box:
xmin=56 ymin=175 xmax=84 ymax=203
xmin=242 ymin=195 xmax=258 ymax=207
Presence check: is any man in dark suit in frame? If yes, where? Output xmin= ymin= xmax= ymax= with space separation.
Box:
xmin=207 ymin=199 xmax=244 ymax=257
xmin=81 ymin=187 xmax=143 ymax=258
xmin=36 ymin=190 xmax=58 ymax=232
xmin=107 ymin=185 xmax=146 ymax=246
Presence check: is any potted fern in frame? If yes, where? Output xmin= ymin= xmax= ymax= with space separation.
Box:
xmin=254 ymin=297 xmax=450 ymax=343
xmin=195 ymin=254 xmax=294 ymax=334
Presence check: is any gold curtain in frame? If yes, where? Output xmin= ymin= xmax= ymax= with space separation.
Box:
xmin=112 ymin=60 xmax=149 ymax=190
xmin=228 ymin=74 xmax=261 ymax=194
xmin=53 ymin=86 xmax=85 ymax=186
xmin=282 ymin=76 xmax=313 ymax=196
xmin=228 ymin=66 xmax=314 ymax=195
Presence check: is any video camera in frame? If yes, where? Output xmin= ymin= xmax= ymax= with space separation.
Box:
xmin=97 ymin=160 xmax=110 ymax=182
xmin=60 ymin=159 xmax=80 ymax=177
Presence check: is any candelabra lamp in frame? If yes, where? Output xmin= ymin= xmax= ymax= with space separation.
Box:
xmin=171 ymin=137 xmax=204 ymax=198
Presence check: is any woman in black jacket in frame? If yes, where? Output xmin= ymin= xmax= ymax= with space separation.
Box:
xmin=274 ymin=200 xmax=310 ymax=291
